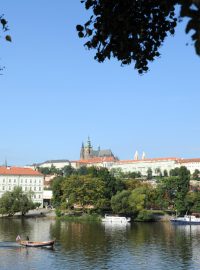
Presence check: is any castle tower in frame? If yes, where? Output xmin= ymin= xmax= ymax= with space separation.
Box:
xmin=134 ymin=150 xmax=139 ymax=160
xmin=84 ymin=137 xmax=93 ymax=159
xmin=80 ymin=142 xmax=84 ymax=160
xmin=142 ymin=151 xmax=146 ymax=160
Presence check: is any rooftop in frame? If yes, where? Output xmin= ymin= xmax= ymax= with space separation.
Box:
xmin=0 ymin=167 xmax=43 ymax=176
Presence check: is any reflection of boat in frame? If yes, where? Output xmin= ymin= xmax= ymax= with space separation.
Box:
xmin=171 ymin=215 xmax=200 ymax=225
xmin=102 ymin=214 xmax=131 ymax=224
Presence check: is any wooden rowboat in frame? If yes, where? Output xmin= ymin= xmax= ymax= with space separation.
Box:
xmin=19 ymin=240 xmax=55 ymax=248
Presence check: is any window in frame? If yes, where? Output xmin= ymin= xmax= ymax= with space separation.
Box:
xmin=3 ymin=179 xmax=5 ymax=183
xmin=38 ymin=195 xmax=41 ymax=199
xmin=25 ymin=179 xmax=27 ymax=183
xmin=34 ymin=187 xmax=36 ymax=191
xmin=30 ymin=179 xmax=32 ymax=184
xmin=25 ymin=187 xmax=27 ymax=191
xmin=9 ymin=186 xmax=11 ymax=190
xmin=39 ymin=187 xmax=41 ymax=191
xmin=9 ymin=179 xmax=11 ymax=183
xmin=14 ymin=179 xmax=16 ymax=183
xmin=2 ymin=186 xmax=5 ymax=190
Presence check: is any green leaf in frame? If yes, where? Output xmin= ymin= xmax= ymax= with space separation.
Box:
xmin=5 ymin=35 xmax=12 ymax=42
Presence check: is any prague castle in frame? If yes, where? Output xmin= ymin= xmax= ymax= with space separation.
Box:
xmin=80 ymin=137 xmax=116 ymax=160
xmin=28 ymin=138 xmax=200 ymax=176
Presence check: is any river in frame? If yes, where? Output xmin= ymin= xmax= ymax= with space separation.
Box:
xmin=0 ymin=217 xmax=200 ymax=269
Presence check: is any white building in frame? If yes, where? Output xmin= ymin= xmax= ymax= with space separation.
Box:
xmin=177 ymin=159 xmax=200 ymax=174
xmin=112 ymin=157 xmax=179 ymax=176
xmin=27 ymin=159 xmax=71 ymax=170
xmin=70 ymin=156 xmax=200 ymax=176
xmin=0 ymin=166 xmax=44 ymax=206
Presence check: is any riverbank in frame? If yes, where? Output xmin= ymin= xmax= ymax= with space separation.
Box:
xmin=0 ymin=208 xmax=56 ymax=219
xmin=0 ymin=208 xmax=172 ymax=222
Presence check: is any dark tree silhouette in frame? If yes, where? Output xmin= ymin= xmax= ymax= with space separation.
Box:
xmin=0 ymin=15 xmax=11 ymax=71
xmin=77 ymin=0 xmax=200 ymax=73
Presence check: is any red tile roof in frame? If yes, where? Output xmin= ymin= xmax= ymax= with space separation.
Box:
xmin=178 ymin=158 xmax=200 ymax=163
xmin=0 ymin=167 xmax=43 ymax=176
xmin=78 ymin=157 xmax=116 ymax=164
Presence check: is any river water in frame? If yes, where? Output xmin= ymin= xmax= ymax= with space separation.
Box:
xmin=0 ymin=218 xmax=200 ymax=269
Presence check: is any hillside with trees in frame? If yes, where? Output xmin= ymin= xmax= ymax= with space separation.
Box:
xmin=49 ymin=165 xmax=200 ymax=221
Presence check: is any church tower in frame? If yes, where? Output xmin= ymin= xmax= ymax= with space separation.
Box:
xmin=80 ymin=142 xmax=85 ymax=160
xmin=84 ymin=137 xmax=93 ymax=159
xmin=142 ymin=151 xmax=146 ymax=160
xmin=134 ymin=150 xmax=139 ymax=160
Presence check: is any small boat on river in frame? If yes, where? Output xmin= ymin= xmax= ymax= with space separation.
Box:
xmin=102 ymin=214 xmax=131 ymax=224
xmin=170 ymin=215 xmax=200 ymax=225
xmin=19 ymin=240 xmax=55 ymax=248
xmin=16 ymin=235 xmax=55 ymax=248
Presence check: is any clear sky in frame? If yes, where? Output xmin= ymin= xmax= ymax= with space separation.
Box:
xmin=0 ymin=1 xmax=200 ymax=166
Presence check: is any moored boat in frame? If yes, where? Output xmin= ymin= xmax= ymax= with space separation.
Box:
xmin=102 ymin=214 xmax=131 ymax=224
xmin=170 ymin=215 xmax=200 ymax=225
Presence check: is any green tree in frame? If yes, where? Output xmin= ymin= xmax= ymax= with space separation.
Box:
xmin=169 ymin=167 xmax=180 ymax=176
xmin=62 ymin=165 xmax=75 ymax=177
xmin=163 ymin=170 xmax=168 ymax=177
xmin=155 ymin=168 xmax=162 ymax=177
xmin=38 ymin=166 xmax=51 ymax=176
xmin=124 ymin=179 xmax=142 ymax=191
xmin=128 ymin=187 xmax=146 ymax=214
xmin=0 ymin=187 xmax=34 ymax=216
xmin=0 ymin=15 xmax=11 ymax=70
xmin=147 ymin=168 xmax=153 ymax=180
xmin=193 ymin=169 xmax=200 ymax=180
xmin=111 ymin=190 xmax=131 ymax=214
xmin=77 ymin=1 xmax=200 ymax=73
xmin=77 ymin=166 xmax=88 ymax=175
xmin=157 ymin=167 xmax=190 ymax=213
xmin=89 ymin=167 xmax=125 ymax=199
xmin=156 ymin=176 xmax=178 ymax=209
xmin=174 ymin=166 xmax=190 ymax=213
xmin=62 ymin=175 xmax=106 ymax=210
xmin=51 ymin=176 xmax=64 ymax=207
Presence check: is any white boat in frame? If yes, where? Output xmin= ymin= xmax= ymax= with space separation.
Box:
xmin=102 ymin=214 xmax=131 ymax=224
xmin=171 ymin=215 xmax=200 ymax=225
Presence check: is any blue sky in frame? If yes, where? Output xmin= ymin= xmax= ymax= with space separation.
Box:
xmin=0 ymin=1 xmax=200 ymax=165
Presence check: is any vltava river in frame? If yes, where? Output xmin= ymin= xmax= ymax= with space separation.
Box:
xmin=0 ymin=218 xmax=200 ymax=269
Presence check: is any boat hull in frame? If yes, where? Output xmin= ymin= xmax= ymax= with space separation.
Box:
xmin=171 ymin=220 xmax=200 ymax=225
xmin=20 ymin=240 xmax=55 ymax=247
xmin=171 ymin=215 xmax=200 ymax=225
xmin=102 ymin=215 xmax=131 ymax=224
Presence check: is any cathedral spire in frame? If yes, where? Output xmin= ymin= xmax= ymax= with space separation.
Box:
xmin=87 ymin=136 xmax=91 ymax=148
xmin=134 ymin=150 xmax=139 ymax=160
xmin=142 ymin=151 xmax=146 ymax=160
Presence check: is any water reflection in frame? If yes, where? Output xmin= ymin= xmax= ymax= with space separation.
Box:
xmin=1 ymin=218 xmax=200 ymax=269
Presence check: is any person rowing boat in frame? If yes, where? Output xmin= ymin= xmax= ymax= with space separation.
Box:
xmin=16 ymin=235 xmax=55 ymax=248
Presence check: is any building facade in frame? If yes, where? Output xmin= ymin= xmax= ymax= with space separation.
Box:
xmin=28 ymin=159 xmax=71 ymax=170
xmin=0 ymin=167 xmax=44 ymax=206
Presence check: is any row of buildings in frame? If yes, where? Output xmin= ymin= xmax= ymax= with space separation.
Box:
xmin=32 ymin=138 xmax=200 ymax=175
xmin=1 ymin=138 xmax=200 ymax=208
